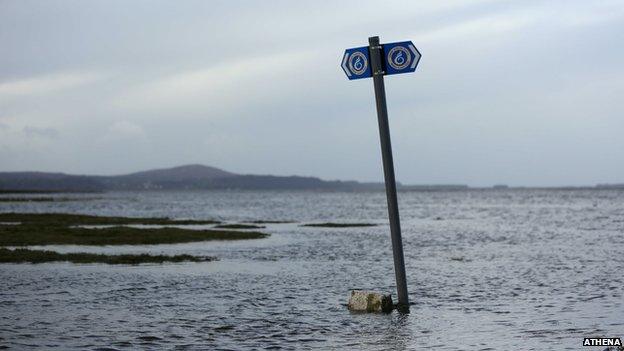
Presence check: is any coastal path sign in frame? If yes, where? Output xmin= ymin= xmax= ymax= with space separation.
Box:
xmin=340 ymin=36 xmax=421 ymax=311
xmin=341 ymin=40 xmax=420 ymax=79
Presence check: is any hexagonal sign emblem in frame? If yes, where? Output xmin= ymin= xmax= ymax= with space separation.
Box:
xmin=341 ymin=40 xmax=421 ymax=79
xmin=341 ymin=46 xmax=372 ymax=80
xmin=382 ymin=41 xmax=421 ymax=76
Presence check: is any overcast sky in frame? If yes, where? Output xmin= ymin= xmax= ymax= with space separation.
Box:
xmin=1 ymin=1 xmax=623 ymax=186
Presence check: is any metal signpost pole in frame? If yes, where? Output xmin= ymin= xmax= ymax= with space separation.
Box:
xmin=341 ymin=36 xmax=419 ymax=312
xmin=368 ymin=36 xmax=409 ymax=310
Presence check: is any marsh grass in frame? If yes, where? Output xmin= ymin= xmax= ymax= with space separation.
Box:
xmin=247 ymin=220 xmax=294 ymax=224
xmin=214 ymin=224 xmax=266 ymax=229
xmin=0 ymin=248 xmax=215 ymax=264
xmin=0 ymin=213 xmax=268 ymax=246
xmin=300 ymin=222 xmax=377 ymax=228
xmin=0 ymin=212 xmax=221 ymax=226
xmin=0 ymin=190 xmax=83 ymax=194
xmin=0 ymin=197 xmax=102 ymax=202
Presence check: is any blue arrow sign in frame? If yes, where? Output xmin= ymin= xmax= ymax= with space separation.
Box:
xmin=341 ymin=46 xmax=372 ymax=80
xmin=382 ymin=41 xmax=421 ymax=76
xmin=341 ymin=40 xmax=420 ymax=79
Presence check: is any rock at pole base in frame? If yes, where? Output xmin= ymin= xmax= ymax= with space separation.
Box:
xmin=347 ymin=290 xmax=393 ymax=313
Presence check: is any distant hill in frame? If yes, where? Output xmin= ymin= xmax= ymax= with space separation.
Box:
xmin=0 ymin=164 xmax=369 ymax=192
xmin=95 ymin=164 xmax=237 ymax=190
xmin=0 ymin=172 xmax=103 ymax=192
xmin=0 ymin=164 xmax=472 ymax=192
xmin=118 ymin=164 xmax=235 ymax=181
xmin=595 ymin=183 xmax=624 ymax=189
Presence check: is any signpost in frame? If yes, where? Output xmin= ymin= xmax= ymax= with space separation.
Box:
xmin=341 ymin=36 xmax=421 ymax=311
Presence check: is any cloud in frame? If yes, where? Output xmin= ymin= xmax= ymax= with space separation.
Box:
xmin=22 ymin=126 xmax=60 ymax=139
xmin=550 ymin=1 xmax=624 ymax=27
xmin=414 ymin=12 xmax=537 ymax=44
xmin=101 ymin=120 xmax=147 ymax=142
xmin=413 ymin=1 xmax=624 ymax=44
xmin=0 ymin=71 xmax=104 ymax=99
xmin=113 ymin=48 xmax=320 ymax=117
xmin=0 ymin=1 xmax=622 ymax=185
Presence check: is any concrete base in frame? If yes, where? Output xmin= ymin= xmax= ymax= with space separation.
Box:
xmin=347 ymin=290 xmax=393 ymax=313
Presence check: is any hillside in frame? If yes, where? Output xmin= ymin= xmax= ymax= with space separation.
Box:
xmin=0 ymin=172 xmax=103 ymax=192
xmin=0 ymin=164 xmax=477 ymax=192
xmin=114 ymin=164 xmax=235 ymax=181
xmin=0 ymin=165 xmax=368 ymax=192
xmin=96 ymin=164 xmax=237 ymax=190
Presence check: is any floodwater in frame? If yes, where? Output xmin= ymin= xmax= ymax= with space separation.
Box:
xmin=1 ymin=189 xmax=623 ymax=350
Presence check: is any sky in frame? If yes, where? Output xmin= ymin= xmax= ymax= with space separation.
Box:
xmin=0 ymin=0 xmax=623 ymax=186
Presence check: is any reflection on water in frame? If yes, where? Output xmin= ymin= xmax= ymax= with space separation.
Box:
xmin=1 ymin=189 xmax=623 ymax=350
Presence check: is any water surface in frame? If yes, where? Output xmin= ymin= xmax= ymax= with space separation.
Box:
xmin=1 ymin=189 xmax=623 ymax=350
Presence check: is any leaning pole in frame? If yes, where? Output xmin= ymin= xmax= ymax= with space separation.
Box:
xmin=369 ymin=36 xmax=409 ymax=309
xmin=341 ymin=36 xmax=421 ymax=311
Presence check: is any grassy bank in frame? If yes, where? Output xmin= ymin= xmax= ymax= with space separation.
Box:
xmin=0 ymin=225 xmax=269 ymax=246
xmin=248 ymin=220 xmax=294 ymax=224
xmin=0 ymin=190 xmax=92 ymax=194
xmin=301 ymin=222 xmax=377 ymax=228
xmin=0 ymin=197 xmax=102 ymax=202
xmin=0 ymin=248 xmax=215 ymax=264
xmin=0 ymin=212 xmax=221 ymax=225
xmin=215 ymin=224 xmax=266 ymax=229
xmin=0 ymin=212 xmax=269 ymax=246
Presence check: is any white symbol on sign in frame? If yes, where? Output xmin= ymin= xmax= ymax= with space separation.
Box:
xmin=387 ymin=46 xmax=411 ymax=70
xmin=394 ymin=52 xmax=405 ymax=65
xmin=353 ymin=57 xmax=363 ymax=71
xmin=348 ymin=51 xmax=368 ymax=75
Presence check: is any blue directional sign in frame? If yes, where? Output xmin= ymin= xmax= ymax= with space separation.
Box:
xmin=341 ymin=46 xmax=372 ymax=80
xmin=382 ymin=41 xmax=421 ymax=76
xmin=341 ymin=40 xmax=420 ymax=79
